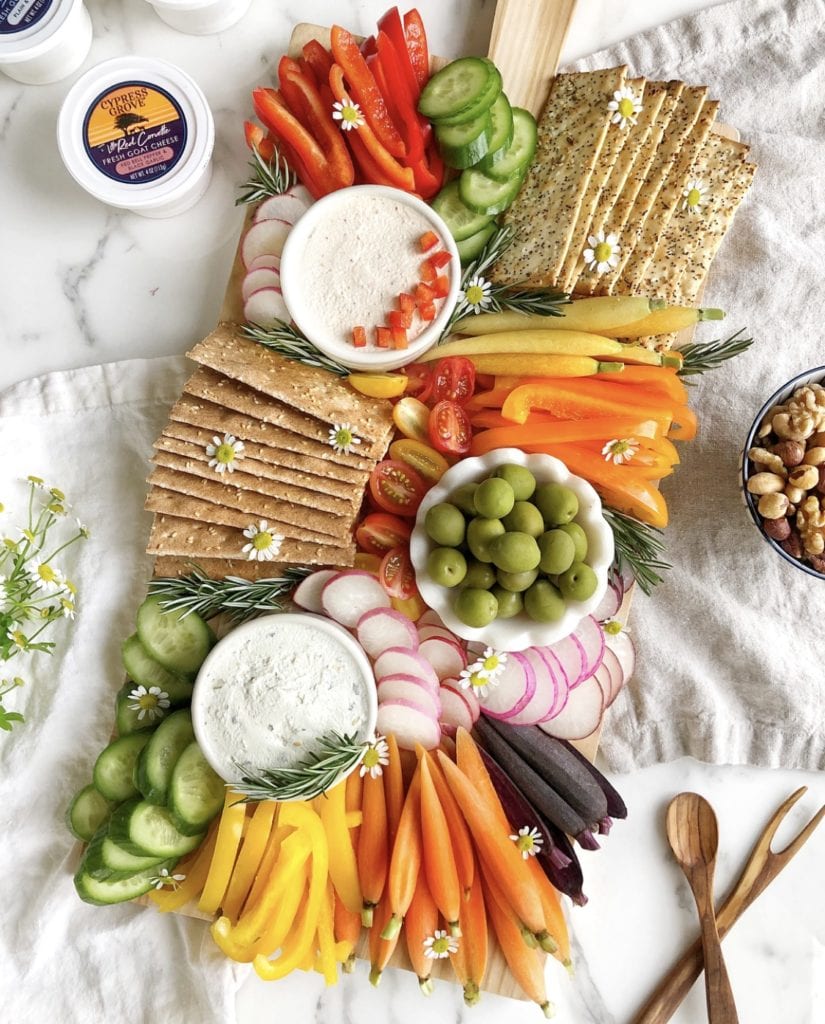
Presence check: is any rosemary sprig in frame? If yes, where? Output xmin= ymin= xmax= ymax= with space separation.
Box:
xmin=603 ymin=507 xmax=671 ymax=597
xmin=242 ymin=322 xmax=350 ymax=377
xmin=148 ymin=565 xmax=312 ymax=624
xmin=677 ymin=328 xmax=753 ymax=380
xmin=232 ymin=732 xmax=368 ymax=802
xmin=236 ymin=145 xmax=296 ymax=207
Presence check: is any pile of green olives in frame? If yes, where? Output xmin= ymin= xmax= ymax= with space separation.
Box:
xmin=424 ymin=462 xmax=599 ymax=628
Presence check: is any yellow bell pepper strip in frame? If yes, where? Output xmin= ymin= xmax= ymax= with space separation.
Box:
xmin=595 ymin=364 xmax=689 ymax=405
xmin=243 ymin=823 xmax=290 ymax=912
xmin=453 ymin=296 xmax=663 ymax=337
xmin=465 ymin=354 xmax=614 ymax=378
xmin=254 ymin=804 xmax=329 ymax=980
xmin=469 ymin=416 xmax=661 ymax=456
xmin=221 ymin=800 xmax=278 ymax=923
xmin=345 ymin=767 xmax=364 ymax=853
xmin=150 ymin=823 xmax=218 ymax=912
xmin=318 ymin=779 xmax=363 ymax=915
xmin=501 ymin=381 xmax=674 ymax=434
xmin=607 ymin=305 xmax=725 ymax=338
xmin=345 ymin=810 xmax=363 ymax=829
xmin=255 ymin=859 xmax=310 ymax=956
xmin=347 ymin=373 xmax=408 ymax=399
xmin=419 ymin=330 xmax=624 ymax=361
xmin=198 ymin=790 xmax=248 ymax=915
xmin=316 ymin=880 xmax=339 ymax=985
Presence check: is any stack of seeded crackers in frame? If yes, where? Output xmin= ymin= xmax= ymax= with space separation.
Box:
xmin=144 ymin=323 xmax=394 ymax=581
xmin=492 ymin=67 xmax=756 ymax=347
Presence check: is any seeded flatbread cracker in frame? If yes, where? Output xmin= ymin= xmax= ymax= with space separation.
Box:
xmin=169 ymin=393 xmax=372 ymax=479
xmin=567 ymin=80 xmax=668 ymax=295
xmin=618 ymin=98 xmax=719 ymax=292
xmin=147 ymin=514 xmax=355 ymax=567
xmin=152 ymin=555 xmax=293 ymax=583
xmin=156 ymin=430 xmax=363 ymax=503
xmin=557 ymin=77 xmax=647 ymax=294
xmin=148 ymin=455 xmax=352 ymax=539
xmin=187 ymin=323 xmax=394 ymax=446
xmin=491 ymin=66 xmax=628 ymax=288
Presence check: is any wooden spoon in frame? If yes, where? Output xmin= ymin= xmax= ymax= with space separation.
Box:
xmin=666 ymin=793 xmax=739 ymax=1024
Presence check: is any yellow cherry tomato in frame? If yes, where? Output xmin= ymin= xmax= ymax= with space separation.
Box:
xmin=389 ymin=438 xmax=450 ymax=484
xmin=391 ymin=592 xmax=427 ymax=621
xmin=354 ymin=552 xmax=382 ymax=575
xmin=392 ymin=396 xmax=431 ymax=443
xmin=348 ymin=373 xmax=408 ymax=399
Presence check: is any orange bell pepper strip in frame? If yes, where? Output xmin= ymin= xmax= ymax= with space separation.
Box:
xmin=470 ymin=416 xmax=662 ymax=456
xmin=427 ymin=751 xmax=475 ymax=899
xmin=596 ymin=364 xmax=689 ymax=404
xmin=150 ymin=821 xmax=218 ymax=912
xmin=344 ymin=124 xmax=413 ymax=190
xmin=198 ymin=790 xmax=247 ymax=915
xmin=329 ymin=26 xmax=406 ymax=158
xmin=470 ymin=409 xmax=557 ymax=430
xmin=221 ymin=799 xmax=278 ymax=923
xmin=457 ymin=869 xmax=488 ymax=1005
xmin=575 ymin=438 xmax=677 ymax=476
xmin=251 ymin=87 xmax=333 ymax=196
xmin=404 ymin=867 xmax=439 ymax=994
xmin=317 ymin=778 xmax=362 ymax=915
xmin=419 ymin=754 xmax=461 ymax=935
xmin=403 ymin=9 xmax=430 ymax=90
xmin=329 ymin=64 xmax=415 ymax=191
xmin=667 ymin=403 xmax=698 ymax=441
xmin=381 ymin=763 xmax=422 ymax=939
xmin=358 ymin=768 xmax=389 ymax=926
xmin=501 ymin=381 xmax=674 ymax=435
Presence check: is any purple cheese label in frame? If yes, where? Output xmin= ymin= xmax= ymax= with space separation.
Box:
xmin=82 ymin=81 xmax=188 ymax=186
xmin=0 ymin=0 xmax=53 ymax=34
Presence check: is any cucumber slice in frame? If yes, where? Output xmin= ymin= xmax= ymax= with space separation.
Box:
xmin=66 ymin=784 xmax=116 ymax=842
xmin=115 ymin=682 xmax=158 ymax=737
xmin=93 ymin=733 xmax=151 ymax=803
xmin=110 ymin=797 xmax=204 ymax=858
xmin=101 ymin=836 xmax=165 ymax=875
xmin=457 ymin=222 xmax=498 ymax=264
xmin=122 ymin=634 xmax=196 ymax=699
xmin=74 ymin=854 xmax=176 ymax=906
xmin=136 ymin=708 xmax=195 ymax=805
xmin=459 ymin=167 xmax=525 ymax=216
xmin=432 ymin=181 xmax=494 ymax=243
xmin=419 ymin=57 xmax=496 ymax=122
xmin=480 ymin=107 xmax=537 ymax=182
xmin=169 ymin=741 xmax=225 ymax=837
xmin=479 ymin=93 xmax=514 ymax=168
xmin=429 ymin=60 xmax=503 ymax=126
xmin=436 ymin=112 xmax=493 ymax=169
xmin=136 ymin=596 xmax=212 ymax=676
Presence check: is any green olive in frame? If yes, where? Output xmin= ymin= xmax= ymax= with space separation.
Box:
xmin=558 ymin=522 xmax=588 ymax=562
xmin=427 ymin=547 xmax=467 ymax=588
xmin=474 ymin=477 xmax=515 ymax=519
xmin=491 ymin=586 xmax=523 ymax=619
xmin=524 ymin=579 xmax=566 ymax=622
xmin=463 ymin=559 xmax=497 ymax=589
xmin=424 ymin=502 xmax=466 ymax=547
xmin=502 ymin=500 xmax=545 ymax=538
xmin=451 ymin=482 xmax=479 ymax=516
xmin=493 ymin=464 xmax=536 ymax=501
xmin=537 ymin=529 xmax=576 ymax=575
xmin=454 ymin=587 xmax=499 ymax=627
xmin=466 ymin=517 xmax=505 ymax=563
xmin=488 ymin=532 xmax=541 ymax=574
xmin=534 ymin=482 xmax=579 ymax=526
xmin=496 ymin=567 xmax=539 ymax=592
xmin=558 ymin=562 xmax=598 ymax=602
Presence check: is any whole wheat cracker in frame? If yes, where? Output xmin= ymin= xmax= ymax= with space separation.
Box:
xmin=152 ymin=555 xmax=291 ymax=583
xmin=491 ymin=66 xmax=628 ymax=288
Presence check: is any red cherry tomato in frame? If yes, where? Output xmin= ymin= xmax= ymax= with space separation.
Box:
xmin=431 ymin=357 xmax=476 ymax=405
xmin=368 ymin=459 xmax=428 ymax=517
xmin=355 ymin=512 xmax=412 ymax=556
xmin=379 ymin=545 xmax=417 ymax=600
xmin=403 ymin=362 xmax=434 ymax=403
xmin=428 ymin=399 xmax=472 ymax=456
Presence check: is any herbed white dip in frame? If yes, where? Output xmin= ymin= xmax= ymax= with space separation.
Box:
xmin=295 ymin=190 xmax=446 ymax=346
xmin=194 ymin=617 xmax=373 ymax=782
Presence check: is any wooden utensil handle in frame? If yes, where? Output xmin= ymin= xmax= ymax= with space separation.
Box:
xmin=699 ymin=912 xmax=739 ymax=1024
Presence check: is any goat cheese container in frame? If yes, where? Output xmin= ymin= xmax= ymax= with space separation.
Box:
xmin=144 ymin=0 xmax=252 ymax=35
xmin=0 ymin=0 xmax=92 ymax=84
xmin=57 ymin=55 xmax=215 ymax=218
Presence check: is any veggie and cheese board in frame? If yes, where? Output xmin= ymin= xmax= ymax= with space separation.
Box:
xmin=66 ymin=0 xmax=758 ymax=1011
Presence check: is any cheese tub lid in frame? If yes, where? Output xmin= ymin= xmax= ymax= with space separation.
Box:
xmin=0 ymin=0 xmax=79 ymax=59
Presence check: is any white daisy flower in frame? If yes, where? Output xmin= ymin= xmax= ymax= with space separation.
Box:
xmin=601 ymin=437 xmax=639 ymax=465
xmin=75 ymin=517 xmax=90 ymax=538
xmin=583 ymin=231 xmax=621 ymax=275
xmin=33 ymin=563 xmax=64 ymax=594
xmin=205 ymin=433 xmax=245 ymax=475
xmin=423 ymin=929 xmax=459 ymax=959
xmin=241 ymin=520 xmax=284 ymax=562
xmin=607 ymin=86 xmax=643 ymax=128
xmin=60 ymin=598 xmax=76 ymax=620
xmin=458 ymin=664 xmax=498 ymax=700
xmin=458 ymin=275 xmax=492 ymax=314
xmin=509 ymin=825 xmax=544 ymax=860
xmin=10 ymin=631 xmax=28 ymax=652
xmin=151 ymin=867 xmax=186 ymax=890
xmin=332 ymin=96 xmax=364 ymax=131
xmin=328 ymin=424 xmax=363 ymax=455
xmin=682 ymin=179 xmax=707 ymax=214
xmin=477 ymin=648 xmax=507 ymax=680
xmin=359 ymin=735 xmax=390 ymax=778
xmin=128 ymin=684 xmax=171 ymax=722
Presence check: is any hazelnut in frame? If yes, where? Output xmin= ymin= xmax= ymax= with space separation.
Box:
xmin=747 ymin=472 xmax=786 ymax=495
xmin=764 ymin=517 xmax=791 ymax=541
xmin=781 ymin=530 xmax=803 ymax=557
xmin=788 ymin=464 xmax=819 ymax=491
xmin=810 ymin=431 xmax=825 ymax=446
xmin=771 ymin=440 xmax=805 ymax=467
xmin=758 ymin=492 xmax=790 ymax=519
xmin=803 ymin=446 xmax=825 ymax=466
xmin=818 ymin=465 xmax=825 ymax=495
xmin=809 ymin=555 xmax=825 ymax=573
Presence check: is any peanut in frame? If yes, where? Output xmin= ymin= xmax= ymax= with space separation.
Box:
xmin=747 ymin=472 xmax=786 ymax=495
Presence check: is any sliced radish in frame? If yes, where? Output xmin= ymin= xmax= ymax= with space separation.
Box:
xmin=376 ymin=701 xmax=440 ymax=751
xmin=321 ymin=571 xmax=391 ymax=629
xmin=478 ymin=653 xmax=535 ymax=720
xmin=287 ymin=184 xmax=313 ymax=206
xmin=377 ymin=674 xmax=440 ymax=718
xmin=501 ymin=648 xmax=561 ymax=726
xmin=418 ymin=635 xmax=467 ymax=681
xmin=573 ymin=615 xmax=606 ymax=680
xmin=593 ymin=647 xmax=623 ymax=707
xmin=356 ymin=608 xmax=419 ymax=660
xmin=605 ymin=628 xmax=635 ymax=683
xmin=373 ymin=647 xmax=438 ymax=690
xmin=539 ymin=675 xmax=605 ymax=741
xmin=533 ymin=648 xmax=569 ymax=719
xmin=241 ymin=218 xmax=291 ymax=268
xmin=438 ymin=688 xmax=475 ymax=736
xmin=292 ymin=569 xmax=338 ymax=614
xmin=441 ymin=677 xmax=480 ymax=723
xmin=418 ymin=623 xmax=459 ymax=644
xmin=248 ymin=254 xmax=282 ymax=273
xmin=417 ymin=609 xmax=445 ymax=629
xmin=546 ymin=634 xmax=586 ymax=690
xmin=593 ymin=578 xmax=623 ymax=622
xmin=242 ymin=268 xmax=281 ymax=302
xmin=253 ymin=192 xmax=311 ymax=225
xmin=244 ymin=287 xmax=288 ymax=329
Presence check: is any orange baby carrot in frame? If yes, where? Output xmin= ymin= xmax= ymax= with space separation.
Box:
xmin=459 ymin=869 xmax=488 ymax=1005
xmin=384 ymin=733 xmax=405 ymax=841
xmin=527 ymin=856 xmax=571 ymax=969
xmin=455 ymin=727 xmax=509 ymax=829
xmin=428 ymin=751 xmax=475 ymax=899
xmin=369 ymin=889 xmax=400 ymax=986
xmin=404 ymin=867 xmax=439 ymax=995
xmin=334 ymin=893 xmax=362 ymax=973
xmin=419 ymin=754 xmax=461 ymax=935
xmin=382 ymin=764 xmax=422 ymax=940
xmin=358 ymin=768 xmax=389 ymax=926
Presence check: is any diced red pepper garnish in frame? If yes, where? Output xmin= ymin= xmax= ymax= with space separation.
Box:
xmin=377 ymin=8 xmax=421 ymax=100
xmin=429 ymin=249 xmax=451 ymax=269
xmin=418 ymin=302 xmax=436 ymax=322
xmin=414 ymin=282 xmax=435 ymax=304
xmin=399 ymin=292 xmax=416 ymax=315
xmin=389 ymin=309 xmax=412 ymax=330
xmin=302 ymin=39 xmax=335 ymax=82
xmin=403 ymin=9 xmax=429 ymax=90
xmin=252 ymin=88 xmax=332 ymax=196
xmin=391 ymin=326 xmax=409 ymax=349
xmin=433 ymin=275 xmax=450 ymax=298
xmin=376 ymin=326 xmax=392 ymax=348
xmin=420 ymin=258 xmax=437 ymax=284
xmin=419 ymin=231 xmax=438 ymax=252
xmin=352 ymin=326 xmax=367 ymax=348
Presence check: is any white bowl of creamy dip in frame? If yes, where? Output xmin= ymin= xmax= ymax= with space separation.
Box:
xmin=280 ymin=185 xmax=461 ymax=372
xmin=190 ymin=612 xmax=377 ymax=789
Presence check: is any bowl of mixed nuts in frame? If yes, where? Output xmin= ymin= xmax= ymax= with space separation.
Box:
xmin=742 ymin=366 xmax=825 ymax=578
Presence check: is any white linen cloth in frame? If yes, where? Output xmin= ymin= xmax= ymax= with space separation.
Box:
xmin=568 ymin=0 xmax=825 ymax=771
xmin=0 ymin=357 xmax=244 ymax=1024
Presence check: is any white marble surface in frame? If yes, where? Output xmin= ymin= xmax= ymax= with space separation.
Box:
xmin=2 ymin=1 xmax=824 ymax=1022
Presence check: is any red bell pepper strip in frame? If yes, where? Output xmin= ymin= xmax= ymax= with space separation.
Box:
xmin=302 ymin=39 xmax=334 ymax=82
xmin=361 ymin=34 xmax=378 ymax=59
xmin=244 ymin=121 xmax=276 ymax=163
xmin=377 ymin=7 xmax=421 ymax=101
xmin=329 ymin=25 xmax=406 ymax=159
xmin=296 ymin=56 xmax=317 ymax=86
xmin=278 ymin=56 xmax=354 ymax=188
xmin=251 ymin=88 xmax=332 ymax=196
xmin=329 ymin=64 xmax=415 ymax=191
xmin=409 ymin=143 xmax=443 ymax=199
xmin=403 ymin=9 xmax=430 ymax=90
xmin=375 ymin=31 xmax=425 ymax=164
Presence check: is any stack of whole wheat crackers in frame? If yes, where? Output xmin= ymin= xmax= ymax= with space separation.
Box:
xmin=492 ymin=67 xmax=756 ymax=347
xmin=145 ymin=323 xmax=394 ymax=581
